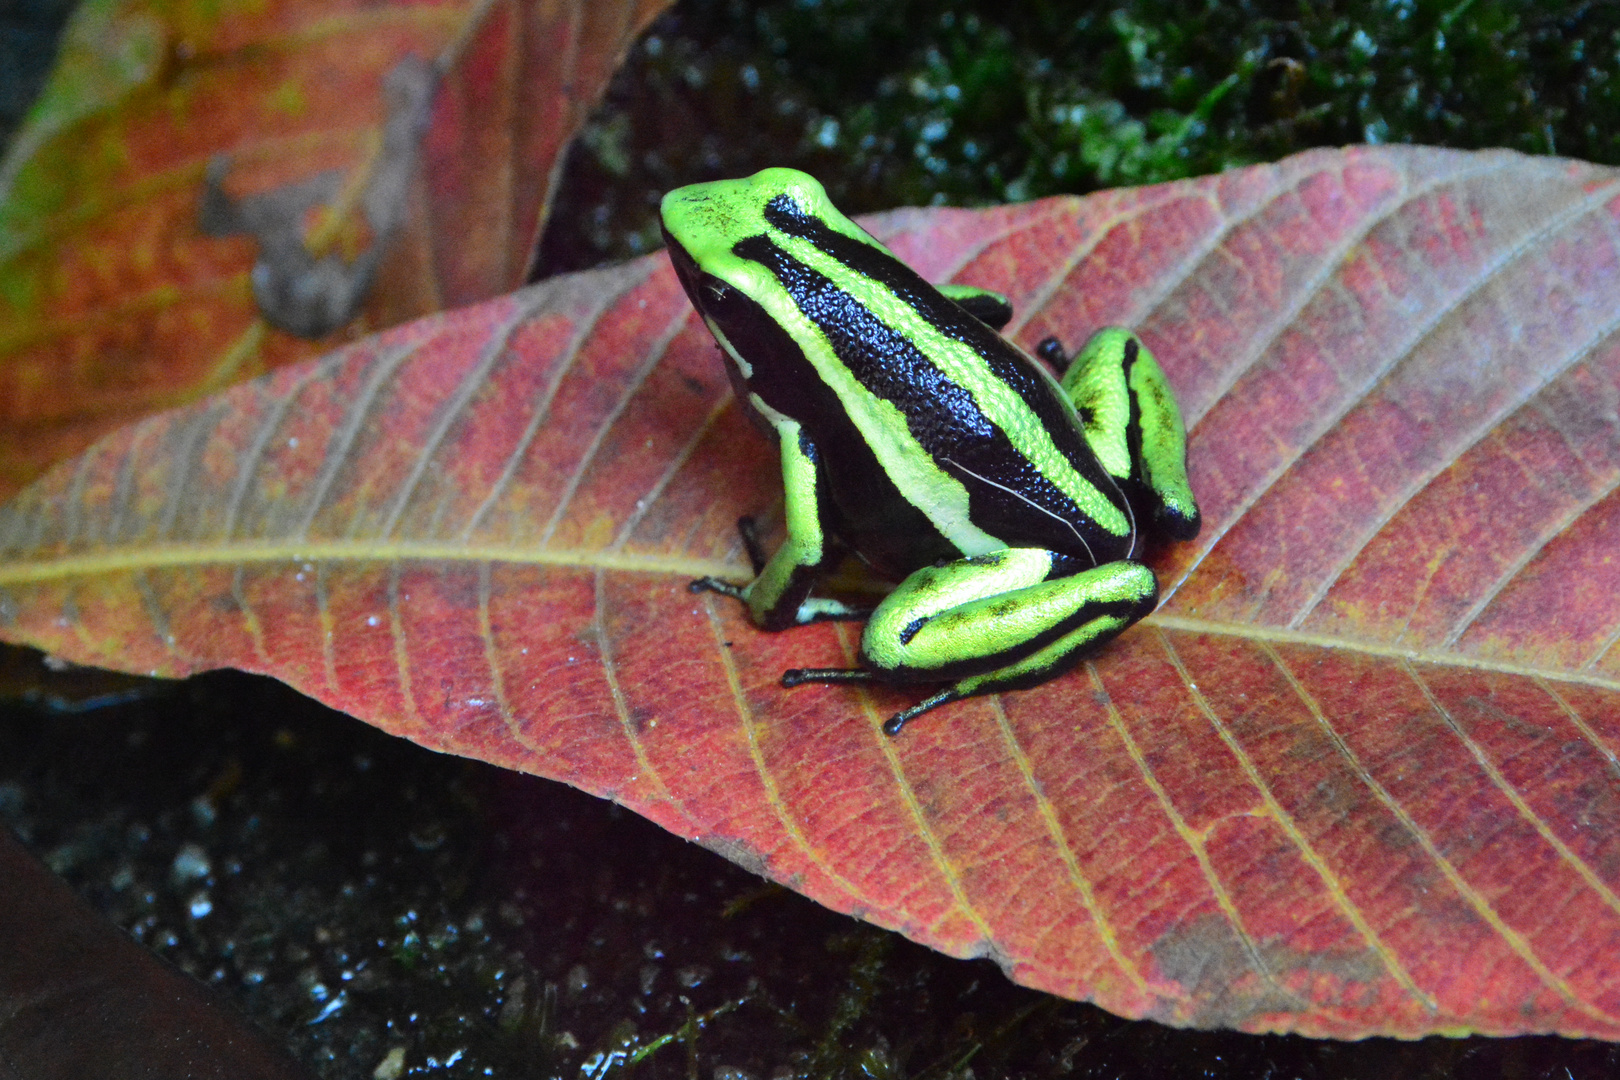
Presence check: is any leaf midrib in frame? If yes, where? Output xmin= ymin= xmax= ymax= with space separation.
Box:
xmin=4 ymin=541 xmax=1617 ymax=695
xmin=0 ymin=540 xmax=740 ymax=584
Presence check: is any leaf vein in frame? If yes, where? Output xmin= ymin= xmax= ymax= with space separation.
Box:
xmin=1162 ymin=631 xmax=1435 ymax=1011
xmin=1270 ymin=644 xmax=1620 ymax=1025
xmin=1446 ymin=461 xmax=1620 ymax=650
xmin=539 ymin=303 xmax=694 ymax=546
xmin=295 ymin=341 xmax=418 ymax=541
xmin=230 ymin=565 xmax=271 ymax=669
xmin=1167 ymin=173 xmax=1620 ymax=608
xmin=157 ymin=403 xmax=222 ymax=542
xmin=457 ymin=268 xmax=648 ymax=542
xmin=57 ymin=437 xmax=101 ymax=551
xmin=610 ymin=392 xmax=735 ymax=552
xmin=1083 ymin=659 xmax=1307 ymax=1015
xmin=317 ymin=561 xmax=339 ymax=699
xmin=1299 ymin=297 xmax=1620 ymax=632
xmin=591 ymin=567 xmax=689 ymax=823
xmin=388 ymin=562 xmax=421 ymax=732
xmin=134 ymin=568 xmax=178 ymax=661
xmin=476 ymin=559 xmax=548 ymax=762
xmin=836 ymin=623 xmax=997 ymax=946
xmin=221 ymin=366 xmax=324 ymax=540
xmin=699 ymin=593 xmax=866 ymax=903
xmin=1534 ymin=676 xmax=1620 ymax=781
xmin=1405 ymin=660 xmax=1620 ymax=924
xmin=1005 ymin=188 xmax=1200 ymax=339
xmin=988 ymin=695 xmax=1155 ymax=999
xmin=379 ymin=293 xmax=553 ymax=540
xmin=1182 ymin=159 xmax=1508 ymax=430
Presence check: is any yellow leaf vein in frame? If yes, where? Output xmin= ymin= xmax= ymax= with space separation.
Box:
xmin=838 ymin=623 xmax=997 ymax=945
xmin=159 ymin=404 xmax=221 ymax=542
xmin=591 ymin=568 xmax=686 ymax=823
xmin=221 ymin=367 xmax=323 ymax=541
xmin=457 ymin=267 xmax=649 ymax=542
xmin=1087 ymin=659 xmax=1310 ymax=1016
xmin=539 ymin=304 xmax=694 ymax=546
xmin=1447 ymin=468 xmax=1620 ymax=651
xmin=700 ymin=594 xmax=865 ymax=904
xmin=134 ymin=568 xmax=178 ymax=661
xmin=59 ymin=437 xmax=101 ymax=550
xmin=611 ymin=392 xmax=734 ymax=553
xmin=295 ymin=341 xmax=419 ymax=542
xmin=231 ymin=565 xmax=271 ymax=670
xmin=1534 ymin=676 xmax=1620 ymax=781
xmin=1167 ymin=173 xmax=1620 ymax=608
xmin=476 ymin=559 xmax=547 ymax=767
xmin=1182 ymin=158 xmax=1508 ymax=431
xmin=1405 ymin=660 xmax=1620 ymax=926
xmin=1286 ymin=184 xmax=1620 ymax=627
xmin=380 ymin=291 xmax=556 ymax=540
xmin=1168 ymin=633 xmax=1434 ymax=1011
xmin=317 ymin=561 xmax=339 ymax=699
xmin=1274 ymin=645 xmax=1620 ymax=1026
xmin=388 ymin=562 xmax=421 ymax=732
xmin=988 ymin=695 xmax=1155 ymax=999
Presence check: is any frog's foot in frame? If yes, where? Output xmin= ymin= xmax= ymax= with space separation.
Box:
xmin=869 ymin=602 xmax=1145 ymax=736
xmin=782 ymin=666 xmax=965 ymax=736
xmin=1059 ymin=327 xmax=1200 ymax=542
xmin=689 ymin=576 xmax=747 ymax=600
xmin=1034 ymin=336 xmax=1070 ymax=372
xmin=781 ymin=667 xmax=932 ymax=736
xmin=781 ymin=666 xmax=872 ymax=687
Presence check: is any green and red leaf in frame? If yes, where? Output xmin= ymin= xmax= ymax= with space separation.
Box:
xmin=0 ymin=0 xmax=671 ymax=499
xmin=4 ymin=146 xmax=1620 ymax=1039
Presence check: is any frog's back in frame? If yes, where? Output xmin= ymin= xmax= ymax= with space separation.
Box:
xmin=735 ymin=196 xmax=1136 ymax=570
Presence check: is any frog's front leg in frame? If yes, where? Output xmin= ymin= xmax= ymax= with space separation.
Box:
xmin=784 ymin=548 xmax=1158 ymax=735
xmin=691 ymin=420 xmax=869 ymax=630
xmin=1041 ymin=327 xmax=1200 ymax=542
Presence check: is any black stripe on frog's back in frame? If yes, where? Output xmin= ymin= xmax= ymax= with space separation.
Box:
xmin=689 ymin=262 xmax=954 ymax=574
xmin=761 ymin=195 xmax=1089 ymax=457
xmin=729 ymin=229 xmax=1132 ymax=563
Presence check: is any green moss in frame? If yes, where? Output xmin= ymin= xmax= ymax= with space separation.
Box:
xmin=536 ymin=0 xmax=1620 ymax=274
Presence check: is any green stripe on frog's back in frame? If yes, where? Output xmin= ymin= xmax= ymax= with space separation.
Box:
xmin=733 ymin=197 xmax=1133 ymax=562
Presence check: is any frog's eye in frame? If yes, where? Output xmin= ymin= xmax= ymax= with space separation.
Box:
xmin=702 ymin=277 xmax=733 ymax=304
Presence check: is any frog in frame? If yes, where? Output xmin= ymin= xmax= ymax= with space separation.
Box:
xmin=660 ymin=168 xmax=1199 ymax=735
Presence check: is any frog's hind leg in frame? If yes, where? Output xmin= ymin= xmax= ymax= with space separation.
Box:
xmin=1055 ymin=327 xmax=1200 ymax=541
xmin=784 ymin=548 xmax=1158 ymax=735
xmin=935 ymin=283 xmax=1013 ymax=330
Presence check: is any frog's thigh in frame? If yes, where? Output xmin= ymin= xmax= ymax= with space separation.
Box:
xmin=861 ymin=551 xmax=1157 ymax=681
xmin=949 ymin=585 xmax=1148 ymax=699
xmin=1062 ymin=327 xmax=1198 ymax=539
xmin=1059 ymin=327 xmax=1137 ymax=481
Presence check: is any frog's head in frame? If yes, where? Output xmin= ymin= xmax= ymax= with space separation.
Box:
xmin=660 ymin=167 xmax=887 ymax=322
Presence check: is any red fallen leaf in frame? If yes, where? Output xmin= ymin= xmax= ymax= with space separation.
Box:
xmin=4 ymin=145 xmax=1620 ymax=1040
xmin=0 ymin=0 xmax=672 ymax=500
